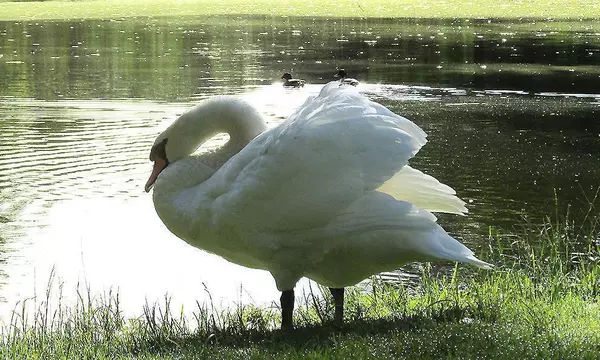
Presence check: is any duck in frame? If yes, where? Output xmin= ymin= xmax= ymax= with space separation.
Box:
xmin=144 ymin=82 xmax=492 ymax=330
xmin=334 ymin=69 xmax=360 ymax=86
xmin=281 ymin=72 xmax=305 ymax=88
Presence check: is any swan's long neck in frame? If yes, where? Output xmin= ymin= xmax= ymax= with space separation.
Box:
xmin=161 ymin=97 xmax=267 ymax=164
xmin=151 ymin=97 xmax=267 ymax=244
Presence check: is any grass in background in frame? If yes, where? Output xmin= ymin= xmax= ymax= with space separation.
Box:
xmin=1 ymin=199 xmax=599 ymax=359
xmin=0 ymin=0 xmax=599 ymax=21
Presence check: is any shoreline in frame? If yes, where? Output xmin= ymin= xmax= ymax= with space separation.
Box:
xmin=0 ymin=0 xmax=599 ymax=22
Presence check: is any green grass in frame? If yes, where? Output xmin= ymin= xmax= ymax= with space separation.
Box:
xmin=0 ymin=0 xmax=599 ymax=21
xmin=1 ymin=202 xmax=599 ymax=359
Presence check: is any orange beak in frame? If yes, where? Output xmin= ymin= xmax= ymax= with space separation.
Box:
xmin=145 ymin=158 xmax=168 ymax=193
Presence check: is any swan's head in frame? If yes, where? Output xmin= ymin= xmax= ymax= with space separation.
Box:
xmin=145 ymin=110 xmax=203 ymax=193
xmin=143 ymin=108 xmax=210 ymax=193
xmin=144 ymin=105 xmax=211 ymax=193
xmin=334 ymin=69 xmax=348 ymax=79
xmin=145 ymin=135 xmax=170 ymax=193
xmin=281 ymin=73 xmax=293 ymax=80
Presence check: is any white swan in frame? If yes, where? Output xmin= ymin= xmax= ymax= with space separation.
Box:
xmin=144 ymin=82 xmax=492 ymax=329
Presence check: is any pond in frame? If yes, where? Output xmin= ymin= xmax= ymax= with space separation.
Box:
xmin=0 ymin=16 xmax=599 ymax=317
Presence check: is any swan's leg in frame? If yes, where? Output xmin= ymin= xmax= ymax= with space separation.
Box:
xmin=280 ymin=290 xmax=295 ymax=329
xmin=329 ymin=287 xmax=344 ymax=325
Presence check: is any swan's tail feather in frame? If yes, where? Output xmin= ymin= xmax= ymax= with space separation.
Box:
xmin=421 ymin=239 xmax=494 ymax=270
xmin=461 ymin=255 xmax=494 ymax=269
xmin=423 ymin=226 xmax=493 ymax=269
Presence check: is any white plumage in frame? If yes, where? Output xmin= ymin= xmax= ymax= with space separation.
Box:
xmin=144 ymin=82 xmax=491 ymax=328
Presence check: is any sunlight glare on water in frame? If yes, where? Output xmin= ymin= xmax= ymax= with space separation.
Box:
xmin=0 ymin=84 xmax=321 ymax=319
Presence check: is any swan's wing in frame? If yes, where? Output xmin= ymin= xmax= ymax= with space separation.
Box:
xmin=378 ymin=165 xmax=467 ymax=215
xmin=209 ymin=83 xmax=428 ymax=231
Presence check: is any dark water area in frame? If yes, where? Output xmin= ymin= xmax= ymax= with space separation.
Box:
xmin=2 ymin=16 xmax=600 ymax=99
xmin=0 ymin=15 xmax=599 ymax=314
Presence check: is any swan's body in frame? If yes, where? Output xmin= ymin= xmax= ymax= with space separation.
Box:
xmin=281 ymin=72 xmax=305 ymax=88
xmin=334 ymin=69 xmax=360 ymax=86
xmin=145 ymin=82 xmax=491 ymax=328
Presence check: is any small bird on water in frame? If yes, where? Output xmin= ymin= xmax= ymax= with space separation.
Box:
xmin=334 ymin=69 xmax=360 ymax=86
xmin=281 ymin=72 xmax=306 ymax=88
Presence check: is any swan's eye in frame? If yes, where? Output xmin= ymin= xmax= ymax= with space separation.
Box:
xmin=149 ymin=138 xmax=169 ymax=162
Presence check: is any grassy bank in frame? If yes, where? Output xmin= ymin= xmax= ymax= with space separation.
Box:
xmin=1 ymin=210 xmax=599 ymax=359
xmin=0 ymin=0 xmax=599 ymax=21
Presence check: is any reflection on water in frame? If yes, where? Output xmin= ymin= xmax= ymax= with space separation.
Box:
xmin=0 ymin=15 xmax=599 ymax=317
xmin=2 ymin=17 xmax=600 ymax=99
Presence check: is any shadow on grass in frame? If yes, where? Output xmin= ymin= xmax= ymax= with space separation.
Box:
xmin=139 ymin=288 xmax=502 ymax=354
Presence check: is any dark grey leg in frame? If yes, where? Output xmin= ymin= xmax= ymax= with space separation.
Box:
xmin=329 ymin=287 xmax=344 ymax=325
xmin=280 ymin=289 xmax=295 ymax=329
